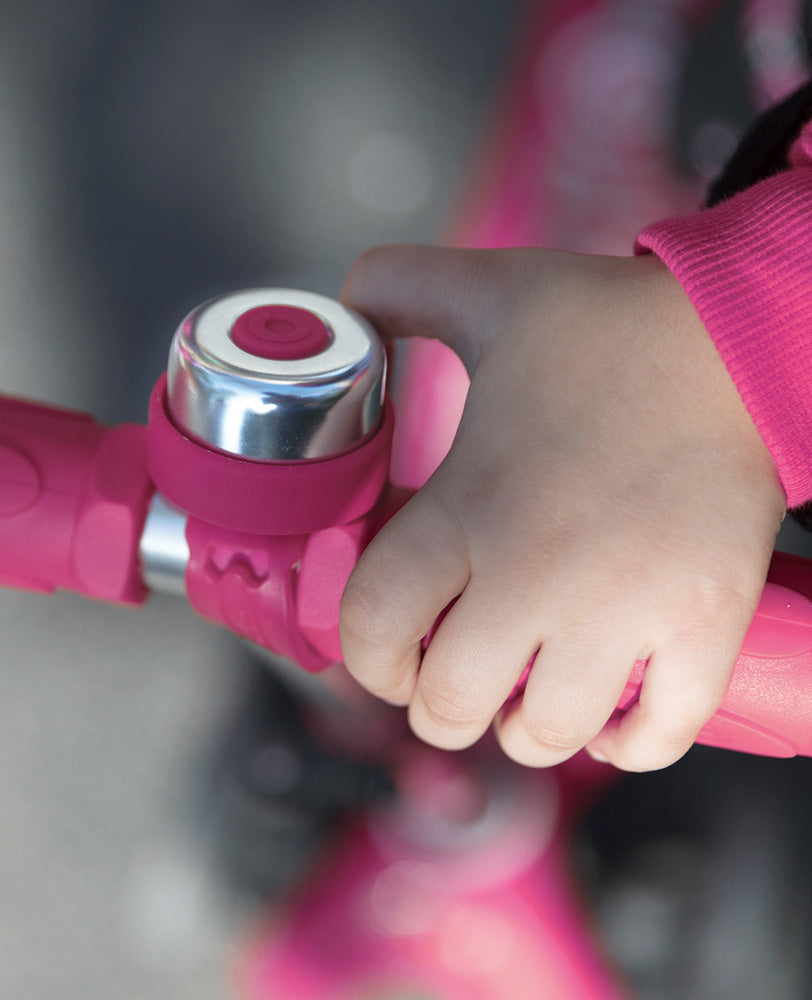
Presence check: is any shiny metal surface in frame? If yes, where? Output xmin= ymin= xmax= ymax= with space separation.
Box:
xmin=166 ymin=288 xmax=386 ymax=461
xmin=139 ymin=493 xmax=190 ymax=597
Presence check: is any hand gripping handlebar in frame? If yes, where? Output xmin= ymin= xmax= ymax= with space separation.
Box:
xmin=0 ymin=289 xmax=811 ymax=758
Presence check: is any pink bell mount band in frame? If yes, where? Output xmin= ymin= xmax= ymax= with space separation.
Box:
xmin=146 ymin=288 xmax=392 ymax=535
xmin=147 ymin=379 xmax=394 ymax=535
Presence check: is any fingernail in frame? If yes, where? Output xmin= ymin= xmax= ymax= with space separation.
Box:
xmin=587 ymin=749 xmax=610 ymax=764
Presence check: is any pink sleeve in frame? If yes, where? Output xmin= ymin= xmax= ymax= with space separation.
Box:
xmin=635 ymin=120 xmax=812 ymax=508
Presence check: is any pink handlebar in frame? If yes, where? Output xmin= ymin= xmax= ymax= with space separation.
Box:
xmin=1 ymin=390 xmax=811 ymax=759
xmin=186 ymin=510 xmax=812 ymax=758
xmin=0 ymin=396 xmax=152 ymax=604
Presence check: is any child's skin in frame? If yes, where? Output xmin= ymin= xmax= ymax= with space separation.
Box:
xmin=338 ymin=245 xmax=787 ymax=772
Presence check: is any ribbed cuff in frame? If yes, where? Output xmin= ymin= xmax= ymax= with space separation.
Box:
xmin=635 ymin=168 xmax=812 ymax=507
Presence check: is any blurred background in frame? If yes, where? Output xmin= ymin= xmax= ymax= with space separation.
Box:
xmin=2 ymin=1 xmax=812 ymax=998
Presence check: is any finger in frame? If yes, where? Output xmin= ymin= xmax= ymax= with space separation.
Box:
xmin=407 ymin=576 xmax=541 ymax=751
xmin=341 ymin=244 xmax=520 ymax=373
xmin=495 ymin=630 xmax=643 ymax=767
xmin=339 ymin=481 xmax=469 ymax=705
xmin=586 ymin=635 xmax=737 ymax=772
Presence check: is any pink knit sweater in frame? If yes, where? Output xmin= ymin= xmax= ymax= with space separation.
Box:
xmin=635 ymin=121 xmax=812 ymax=508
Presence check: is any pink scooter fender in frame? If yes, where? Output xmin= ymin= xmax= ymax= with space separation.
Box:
xmin=235 ymin=754 xmax=626 ymax=1000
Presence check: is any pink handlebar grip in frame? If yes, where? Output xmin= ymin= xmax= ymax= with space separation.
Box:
xmin=3 ymin=384 xmax=812 ymax=760
xmin=0 ymin=396 xmax=153 ymax=604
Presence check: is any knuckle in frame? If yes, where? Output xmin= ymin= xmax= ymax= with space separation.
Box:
xmin=673 ymin=570 xmax=757 ymax=640
xmin=611 ymin=713 xmax=701 ymax=773
xmin=657 ymin=665 xmax=727 ymax=732
xmin=413 ymin=683 xmax=484 ymax=737
xmin=519 ymin=715 xmax=584 ymax=757
xmin=366 ymin=672 xmax=414 ymax=706
xmin=344 ymin=245 xmax=390 ymax=293
xmin=670 ymin=689 xmax=721 ymax=730
xmin=609 ymin=738 xmax=690 ymax=773
xmin=339 ymin=574 xmax=402 ymax=649
xmin=459 ymin=249 xmax=497 ymax=310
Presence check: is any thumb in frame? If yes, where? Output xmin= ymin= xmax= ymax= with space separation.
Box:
xmin=340 ymin=244 xmax=519 ymax=374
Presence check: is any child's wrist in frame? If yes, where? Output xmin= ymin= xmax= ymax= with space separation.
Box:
xmin=636 ymin=167 xmax=812 ymax=507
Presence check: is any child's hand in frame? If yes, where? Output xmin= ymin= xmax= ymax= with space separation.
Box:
xmin=338 ymin=246 xmax=786 ymax=771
